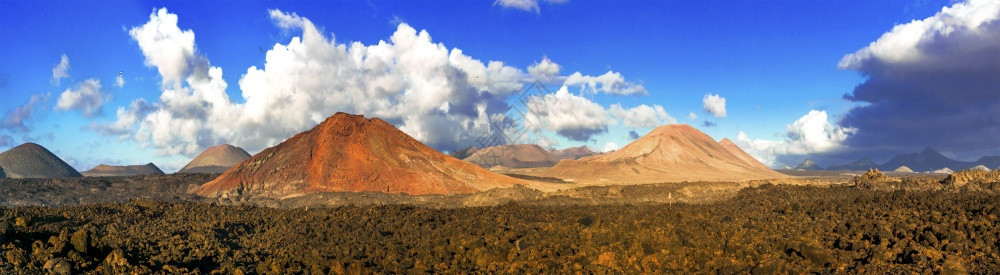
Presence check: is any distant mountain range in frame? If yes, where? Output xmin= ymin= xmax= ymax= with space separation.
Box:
xmin=822 ymin=147 xmax=998 ymax=172
xmin=827 ymin=157 xmax=878 ymax=171
xmin=792 ymin=159 xmax=823 ymax=171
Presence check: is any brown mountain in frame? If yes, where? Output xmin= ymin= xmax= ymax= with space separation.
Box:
xmin=548 ymin=146 xmax=598 ymax=160
xmin=82 ymin=163 xmax=165 ymax=177
xmin=177 ymin=144 xmax=251 ymax=174
xmin=539 ymin=124 xmax=785 ymax=184
xmin=718 ymin=138 xmax=773 ymax=171
xmin=0 ymin=143 xmax=81 ymax=179
xmin=195 ymin=112 xmax=525 ymax=198
xmin=463 ymin=144 xmax=559 ymax=168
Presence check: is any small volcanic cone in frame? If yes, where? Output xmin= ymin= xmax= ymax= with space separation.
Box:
xmin=540 ymin=124 xmax=785 ymax=184
xmin=893 ymin=166 xmax=914 ymax=173
xmin=82 ymin=163 xmax=165 ymax=177
xmin=463 ymin=144 xmax=558 ymax=168
xmin=177 ymin=144 xmax=251 ymax=174
xmin=195 ymin=113 xmax=524 ymax=198
xmin=549 ymin=146 xmax=598 ymax=160
xmin=0 ymin=143 xmax=81 ymax=178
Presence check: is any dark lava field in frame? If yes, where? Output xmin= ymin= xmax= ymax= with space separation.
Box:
xmin=1 ymin=183 xmax=998 ymax=274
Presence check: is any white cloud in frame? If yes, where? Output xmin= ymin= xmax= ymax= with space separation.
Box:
xmin=129 ymin=8 xmax=202 ymax=88
xmin=688 ymin=111 xmax=697 ymax=121
xmin=55 ymin=79 xmax=108 ymax=117
xmin=564 ymin=71 xmax=647 ymax=95
xmin=51 ymin=54 xmax=70 ymax=85
xmin=702 ymin=93 xmax=726 ymax=118
xmin=115 ymin=72 xmax=125 ymax=88
xmin=494 ymin=0 xmax=566 ymax=13
xmin=734 ymin=110 xmax=856 ymax=166
xmin=609 ymin=103 xmax=676 ymax=128
xmin=602 ymin=141 xmax=619 ymax=153
xmin=527 ymin=56 xmax=561 ymax=82
xmin=534 ymin=135 xmax=559 ymax=149
xmin=102 ymin=8 xmax=526 ymax=156
xmin=839 ymin=0 xmax=1000 ymax=71
xmin=1 ymin=93 xmax=49 ymax=133
xmin=88 ymin=99 xmax=156 ymax=137
xmin=523 ymin=85 xmax=609 ymax=141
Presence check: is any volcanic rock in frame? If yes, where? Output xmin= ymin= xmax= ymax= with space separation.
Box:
xmin=539 ymin=124 xmax=785 ymax=184
xmin=943 ymin=169 xmax=1000 ymax=187
xmin=0 ymin=143 xmax=81 ymax=178
xmin=793 ymin=159 xmax=823 ymax=171
xmin=195 ymin=112 xmax=526 ymax=198
xmin=177 ymin=144 xmax=251 ymax=174
xmin=449 ymin=146 xmax=480 ymax=160
xmin=464 ymin=144 xmax=558 ymax=168
xmin=828 ymin=157 xmax=878 ymax=171
xmin=879 ymin=147 xmax=972 ymax=172
xmin=893 ymin=166 xmax=914 ymax=173
xmin=548 ymin=146 xmax=598 ymax=160
xmin=0 ymin=166 xmax=5 ymax=178
xmin=970 ymin=165 xmax=991 ymax=172
xmin=82 ymin=163 xmax=165 ymax=177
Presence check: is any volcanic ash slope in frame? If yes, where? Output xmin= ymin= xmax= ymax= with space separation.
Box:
xmin=195 ymin=112 xmax=526 ymax=198
xmin=82 ymin=163 xmax=165 ymax=177
xmin=540 ymin=124 xmax=785 ymax=184
xmin=177 ymin=144 xmax=252 ymax=174
xmin=0 ymin=143 xmax=81 ymax=179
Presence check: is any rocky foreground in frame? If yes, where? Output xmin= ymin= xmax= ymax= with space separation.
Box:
xmin=1 ymin=184 xmax=998 ymax=274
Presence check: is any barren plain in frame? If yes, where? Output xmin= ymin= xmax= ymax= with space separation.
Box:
xmin=2 ymin=170 xmax=999 ymax=273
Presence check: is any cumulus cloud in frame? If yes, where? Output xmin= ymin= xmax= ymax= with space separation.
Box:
xmin=688 ymin=111 xmax=697 ymax=121
xmin=88 ymin=99 xmax=157 ymax=137
xmin=609 ymin=103 xmax=676 ymax=128
xmin=129 ymin=8 xmax=203 ymax=87
xmin=534 ymin=135 xmax=559 ymax=149
xmin=115 ymin=72 xmax=125 ymax=88
xmin=51 ymin=54 xmax=70 ymax=85
xmin=702 ymin=93 xmax=726 ymax=118
xmin=564 ymin=71 xmax=647 ymax=95
xmin=602 ymin=141 xmax=620 ymax=153
xmin=702 ymin=120 xmax=717 ymax=127
xmin=734 ymin=110 xmax=856 ymax=166
xmin=55 ymin=79 xmax=108 ymax=117
xmin=523 ymin=85 xmax=609 ymax=141
xmin=100 ymin=8 xmax=525 ymax=156
xmin=628 ymin=130 xmax=640 ymax=140
xmin=494 ymin=0 xmax=567 ymax=13
xmin=527 ymin=56 xmax=561 ymax=83
xmin=1 ymin=93 xmax=49 ymax=133
xmin=836 ymin=0 xmax=1000 ymax=159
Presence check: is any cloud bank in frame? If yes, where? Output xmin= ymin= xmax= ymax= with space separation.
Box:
xmin=735 ymin=110 xmax=856 ymax=166
xmin=99 ymin=8 xmax=663 ymax=157
xmin=837 ymin=0 xmax=1000 ymax=158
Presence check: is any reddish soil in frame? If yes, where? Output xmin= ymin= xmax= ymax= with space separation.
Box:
xmin=196 ymin=113 xmax=526 ymax=198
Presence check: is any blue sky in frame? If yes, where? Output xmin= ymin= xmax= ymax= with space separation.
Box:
xmin=3 ymin=0 xmax=996 ymax=172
